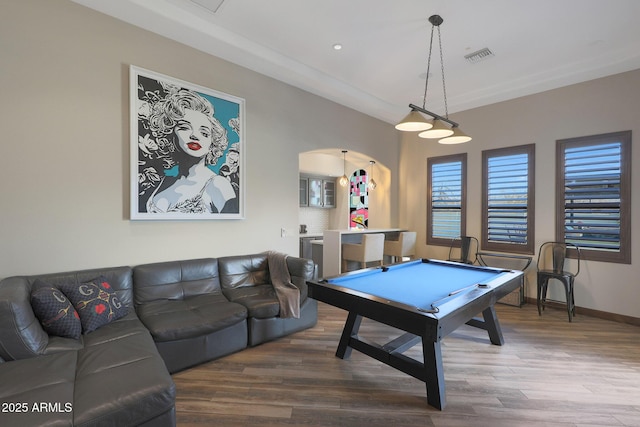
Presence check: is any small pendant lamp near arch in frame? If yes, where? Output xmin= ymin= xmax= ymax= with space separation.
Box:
xmin=367 ymin=160 xmax=377 ymax=190
xmin=339 ymin=150 xmax=349 ymax=186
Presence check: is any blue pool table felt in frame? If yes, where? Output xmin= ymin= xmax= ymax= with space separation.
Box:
xmin=327 ymin=260 xmax=507 ymax=311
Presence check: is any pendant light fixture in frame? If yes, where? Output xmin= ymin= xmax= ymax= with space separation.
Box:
xmin=439 ymin=126 xmax=472 ymax=144
xmin=367 ymin=160 xmax=377 ymax=190
xmin=395 ymin=15 xmax=471 ymax=144
xmin=339 ymin=150 xmax=349 ymax=186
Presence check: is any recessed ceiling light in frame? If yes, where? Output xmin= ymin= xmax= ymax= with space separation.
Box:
xmin=332 ymin=43 xmax=343 ymax=51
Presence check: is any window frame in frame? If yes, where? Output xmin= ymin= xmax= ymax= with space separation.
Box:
xmin=481 ymin=144 xmax=536 ymax=254
xmin=427 ymin=153 xmax=467 ymax=246
xmin=555 ymin=131 xmax=631 ymax=264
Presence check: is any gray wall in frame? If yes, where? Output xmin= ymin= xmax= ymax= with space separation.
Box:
xmin=399 ymin=70 xmax=640 ymax=318
xmin=0 ymin=0 xmax=399 ymax=275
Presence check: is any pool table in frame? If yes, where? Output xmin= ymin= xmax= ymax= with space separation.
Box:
xmin=307 ymin=258 xmax=523 ymax=410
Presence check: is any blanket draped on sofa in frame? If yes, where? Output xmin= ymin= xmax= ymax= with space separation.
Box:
xmin=267 ymin=251 xmax=300 ymax=318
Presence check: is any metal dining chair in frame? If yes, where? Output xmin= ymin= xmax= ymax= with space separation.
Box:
xmin=536 ymin=241 xmax=581 ymax=322
xmin=447 ymin=236 xmax=479 ymax=265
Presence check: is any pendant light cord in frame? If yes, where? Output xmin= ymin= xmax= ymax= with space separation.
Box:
xmin=421 ymin=24 xmax=436 ymax=110
xmin=437 ymin=25 xmax=449 ymax=119
xmin=421 ymin=17 xmax=449 ymax=119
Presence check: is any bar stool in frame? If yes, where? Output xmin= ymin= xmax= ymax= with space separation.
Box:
xmin=342 ymin=233 xmax=385 ymax=272
xmin=383 ymin=231 xmax=416 ymax=263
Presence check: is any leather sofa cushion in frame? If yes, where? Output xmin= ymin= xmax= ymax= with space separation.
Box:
xmin=223 ymin=285 xmax=280 ymax=319
xmin=0 ymin=318 xmax=174 ymax=426
xmin=218 ymin=254 xmax=270 ymax=289
xmin=218 ymin=253 xmax=314 ymax=300
xmin=82 ymin=311 xmax=149 ymax=346
xmin=43 ymin=335 xmax=85 ymax=354
xmin=73 ymin=315 xmax=175 ymax=426
xmin=218 ymin=254 xmax=316 ymax=318
xmin=0 ymin=351 xmax=76 ymax=426
xmin=134 ymin=258 xmax=221 ymax=304
xmin=136 ymin=293 xmax=247 ymax=342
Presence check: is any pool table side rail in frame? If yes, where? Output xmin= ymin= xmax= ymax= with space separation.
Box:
xmin=310 ymin=258 xmax=523 ymax=320
xmin=435 ymin=272 xmax=522 ymax=340
xmin=307 ymin=279 xmax=439 ymax=338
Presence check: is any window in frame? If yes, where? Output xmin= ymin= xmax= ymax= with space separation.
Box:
xmin=556 ymin=131 xmax=631 ymax=264
xmin=482 ymin=144 xmax=535 ymax=254
xmin=427 ymin=154 xmax=466 ymax=245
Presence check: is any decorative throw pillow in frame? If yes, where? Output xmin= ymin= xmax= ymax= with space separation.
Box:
xmin=60 ymin=276 xmax=128 ymax=334
xmin=30 ymin=279 xmax=82 ymax=340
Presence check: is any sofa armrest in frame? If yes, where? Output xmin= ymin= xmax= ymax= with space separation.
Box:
xmin=286 ymin=256 xmax=316 ymax=281
xmin=0 ymin=276 xmax=49 ymax=360
xmin=285 ymin=256 xmax=316 ymax=301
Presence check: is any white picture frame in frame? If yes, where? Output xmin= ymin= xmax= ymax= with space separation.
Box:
xmin=130 ymin=65 xmax=245 ymax=220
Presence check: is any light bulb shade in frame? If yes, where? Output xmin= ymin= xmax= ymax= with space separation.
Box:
xmin=368 ymin=178 xmax=377 ymax=190
xmin=439 ymin=127 xmax=472 ymax=144
xmin=395 ymin=110 xmax=433 ymax=132
xmin=418 ymin=119 xmax=454 ymax=139
xmin=339 ymin=174 xmax=349 ymax=186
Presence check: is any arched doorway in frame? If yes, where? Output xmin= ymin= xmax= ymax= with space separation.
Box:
xmin=299 ymin=149 xmax=390 ymax=230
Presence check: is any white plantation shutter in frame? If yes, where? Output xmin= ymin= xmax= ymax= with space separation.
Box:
xmin=486 ymin=153 xmax=529 ymax=245
xmin=427 ymin=154 xmax=466 ymax=245
xmin=556 ymin=131 xmax=631 ymax=264
xmin=563 ymin=142 xmax=621 ymax=250
xmin=482 ymin=144 xmax=535 ymax=254
xmin=431 ymin=161 xmax=462 ymax=239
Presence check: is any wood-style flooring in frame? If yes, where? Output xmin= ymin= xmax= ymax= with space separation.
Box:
xmin=173 ymin=302 xmax=640 ymax=426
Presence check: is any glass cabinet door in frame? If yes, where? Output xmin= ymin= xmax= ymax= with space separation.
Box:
xmin=299 ymin=177 xmax=308 ymax=206
xmin=308 ymin=178 xmax=323 ymax=207
xmin=322 ymin=180 xmax=336 ymax=207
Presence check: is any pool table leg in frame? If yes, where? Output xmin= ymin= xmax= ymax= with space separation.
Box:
xmin=422 ymin=339 xmax=446 ymax=410
xmin=336 ymin=312 xmax=362 ymax=359
xmin=465 ymin=305 xmax=505 ymax=345
xmin=481 ymin=305 xmax=504 ymax=345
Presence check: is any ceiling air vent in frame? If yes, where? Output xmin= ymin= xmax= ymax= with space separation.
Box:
xmin=190 ymin=0 xmax=226 ymax=14
xmin=464 ymin=48 xmax=494 ymax=64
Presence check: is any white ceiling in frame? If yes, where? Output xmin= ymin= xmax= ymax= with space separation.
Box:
xmin=73 ymin=0 xmax=640 ymax=124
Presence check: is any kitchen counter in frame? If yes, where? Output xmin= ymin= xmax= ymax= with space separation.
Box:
xmin=299 ymin=234 xmax=323 ymax=260
xmin=299 ymin=233 xmax=324 ymax=238
xmin=322 ymin=228 xmax=405 ymax=277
